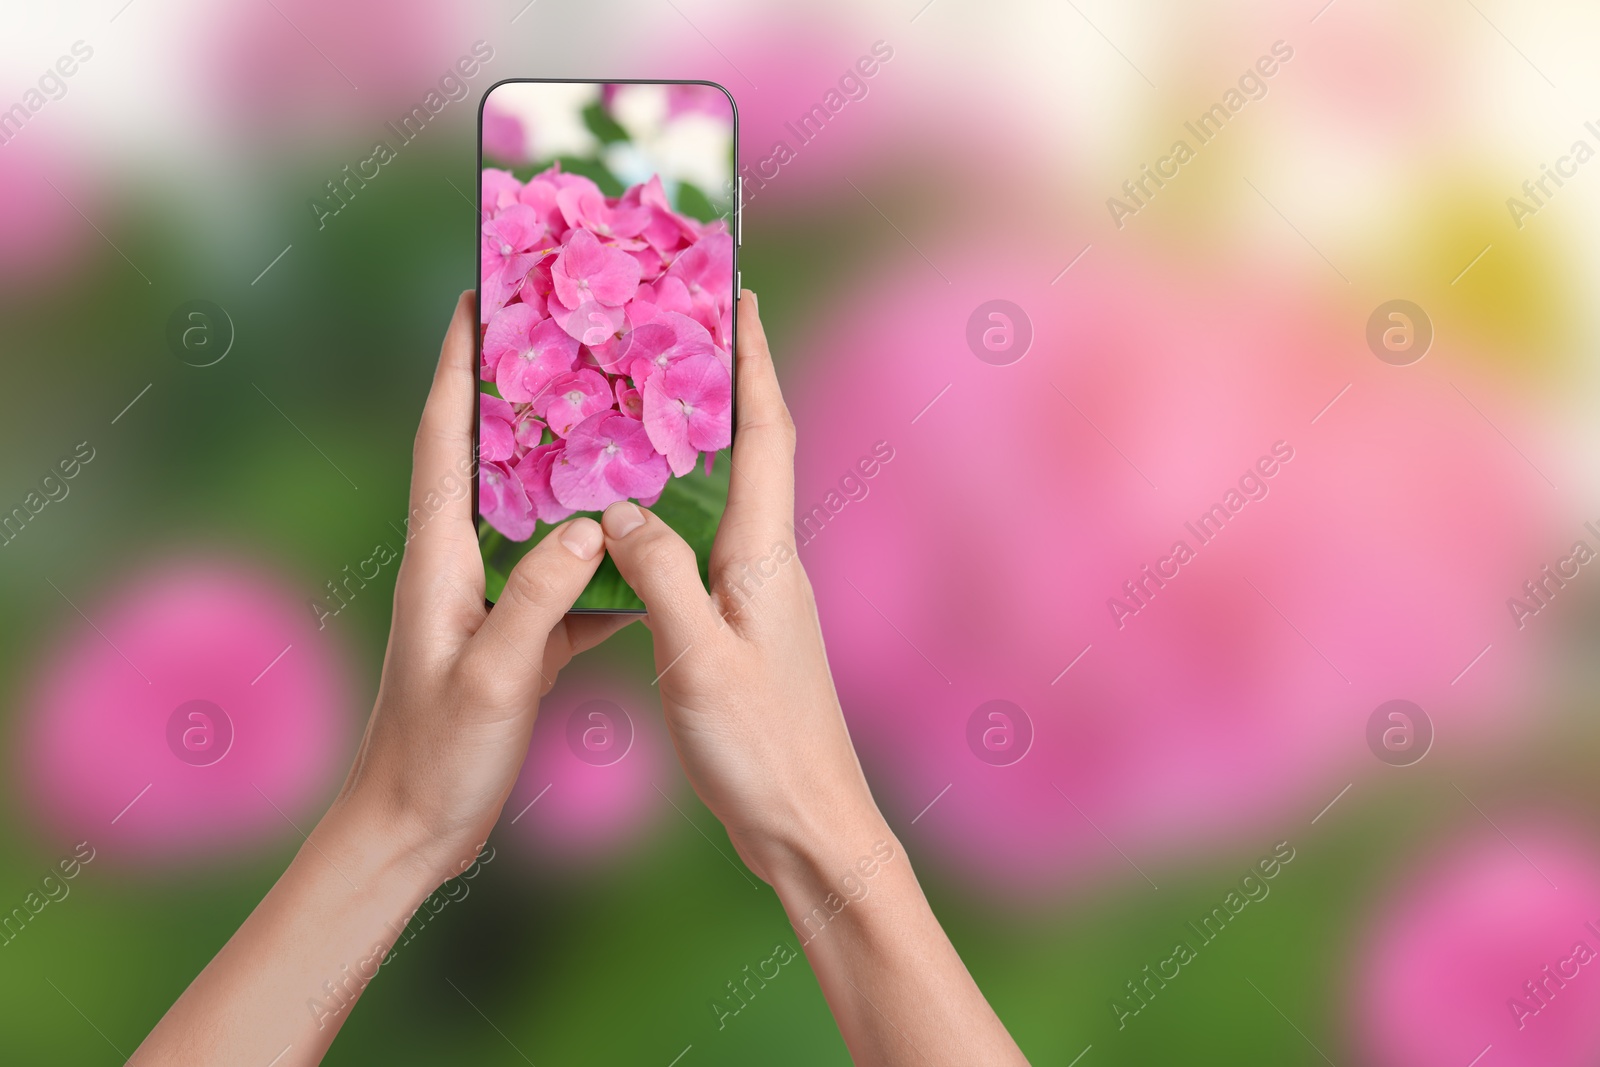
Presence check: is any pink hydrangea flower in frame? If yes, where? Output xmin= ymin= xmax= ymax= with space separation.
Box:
xmin=477 ymin=162 xmax=733 ymax=542
xmin=514 ymin=412 xmax=546 ymax=452
xmin=643 ymin=353 xmax=733 ymax=476
xmin=15 ymin=558 xmax=353 ymax=864
xmin=551 ymin=227 xmax=642 ymax=310
xmin=485 ymin=307 xmax=579 ymax=404
xmin=586 ymin=307 xmax=657 ymax=373
xmin=625 ymin=311 xmax=717 ymax=385
xmin=536 ymin=369 xmax=614 ymax=438
xmin=550 ymin=412 xmax=671 ymax=511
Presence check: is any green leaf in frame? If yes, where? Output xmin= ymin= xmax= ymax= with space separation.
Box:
xmin=673 ymin=180 xmax=720 ymax=223
xmin=581 ymin=101 xmax=630 ymax=145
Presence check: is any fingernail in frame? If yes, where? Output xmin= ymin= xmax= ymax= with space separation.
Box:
xmin=560 ymin=518 xmax=604 ymax=560
xmin=603 ymin=501 xmax=646 ymax=538
xmin=748 ymin=289 xmax=759 ymax=312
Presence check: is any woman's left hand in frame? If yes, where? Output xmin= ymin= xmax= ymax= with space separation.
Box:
xmin=332 ymin=290 xmax=633 ymax=885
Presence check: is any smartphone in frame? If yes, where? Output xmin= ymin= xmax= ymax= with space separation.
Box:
xmin=476 ymin=80 xmax=738 ymax=611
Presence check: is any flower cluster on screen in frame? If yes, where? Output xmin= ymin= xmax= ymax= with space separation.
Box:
xmin=478 ymin=164 xmax=733 ymax=539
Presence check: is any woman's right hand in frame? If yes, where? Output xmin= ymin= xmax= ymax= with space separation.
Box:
xmin=600 ymin=292 xmax=1029 ymax=1066
xmin=598 ymin=290 xmax=884 ymax=886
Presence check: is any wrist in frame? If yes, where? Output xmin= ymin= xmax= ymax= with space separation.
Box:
xmin=312 ymin=789 xmax=470 ymax=898
xmin=759 ymin=803 xmax=903 ymax=914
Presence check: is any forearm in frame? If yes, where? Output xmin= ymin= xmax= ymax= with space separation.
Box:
xmin=770 ymin=812 xmax=1029 ymax=1067
xmin=133 ymin=799 xmax=440 ymax=1067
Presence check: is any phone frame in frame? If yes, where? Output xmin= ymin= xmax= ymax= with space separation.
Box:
xmin=474 ymin=77 xmax=739 ymax=613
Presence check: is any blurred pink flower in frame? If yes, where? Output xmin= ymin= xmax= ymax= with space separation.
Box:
xmin=665 ymin=83 xmax=736 ymax=121
xmin=501 ymin=676 xmax=668 ymax=866
xmin=0 ymin=136 xmax=95 ymax=285
xmin=15 ymin=558 xmax=353 ymax=865
xmin=1353 ymin=820 xmax=1600 ymax=1067
xmin=787 ymin=243 xmax=1553 ymax=895
xmin=482 ymin=103 xmax=532 ymax=166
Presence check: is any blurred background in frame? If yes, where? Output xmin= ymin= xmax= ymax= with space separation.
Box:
xmin=3 ymin=0 xmax=1600 ymax=1064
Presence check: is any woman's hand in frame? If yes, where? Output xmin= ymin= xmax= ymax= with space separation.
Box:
xmin=133 ymin=292 xmax=629 ymax=1067
xmin=600 ymin=291 xmax=1028 ymax=1066
xmin=597 ymin=291 xmax=878 ymax=886
xmin=332 ymin=290 xmax=630 ymax=885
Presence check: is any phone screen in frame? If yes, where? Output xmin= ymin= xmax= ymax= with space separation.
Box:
xmin=476 ymin=80 xmax=738 ymax=610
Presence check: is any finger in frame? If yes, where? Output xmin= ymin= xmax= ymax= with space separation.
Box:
xmin=466 ymin=518 xmax=606 ymax=693
xmin=404 ymin=291 xmax=479 ymax=567
xmin=601 ymin=502 xmax=719 ymax=644
xmin=720 ymin=290 xmax=796 ymax=548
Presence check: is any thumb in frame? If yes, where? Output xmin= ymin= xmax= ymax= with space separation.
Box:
xmin=465 ymin=518 xmax=606 ymax=696
xmin=601 ymin=502 xmax=718 ymax=648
